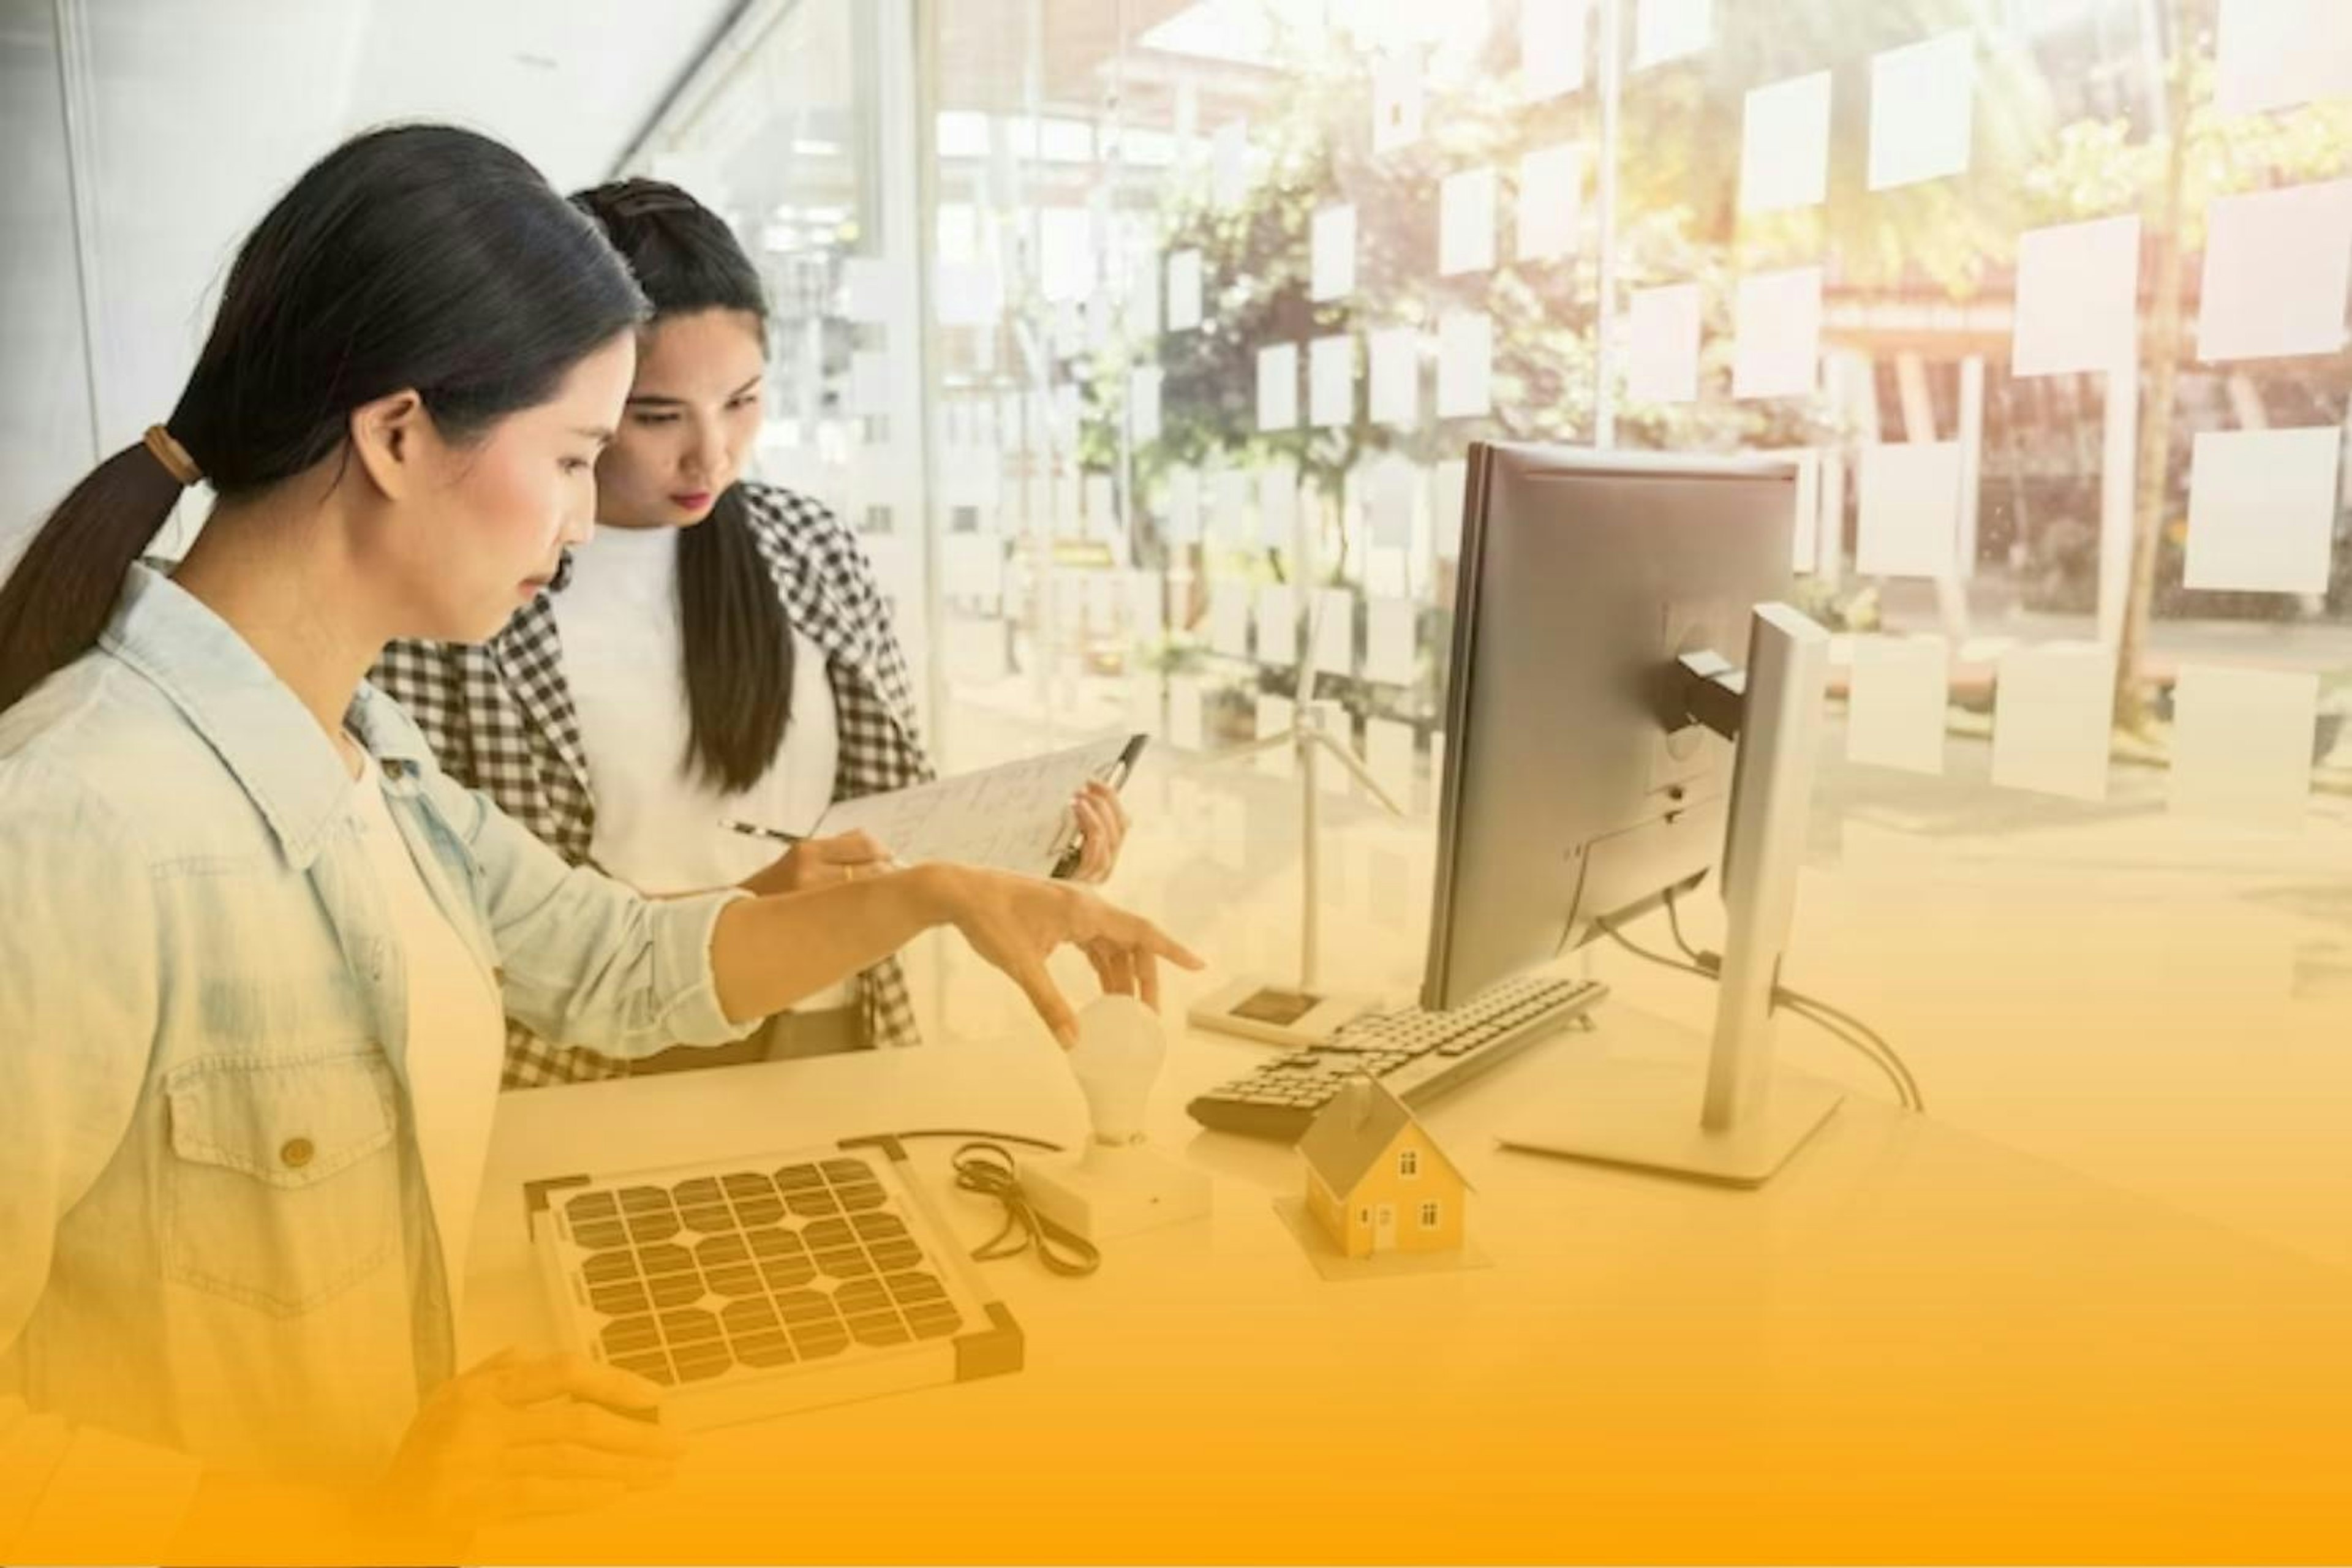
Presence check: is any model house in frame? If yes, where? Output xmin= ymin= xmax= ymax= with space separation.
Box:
xmin=1297 ymin=1076 xmax=1469 ymax=1259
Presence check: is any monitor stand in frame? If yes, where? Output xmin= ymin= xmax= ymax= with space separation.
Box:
xmin=1497 ymin=603 xmax=1843 ymax=1188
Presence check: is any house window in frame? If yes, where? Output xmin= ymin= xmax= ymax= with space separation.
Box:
xmin=1359 ymin=1208 xmax=1371 ymax=1224
xmin=1420 ymin=1201 xmax=1441 ymax=1229
xmin=1398 ymin=1149 xmax=1420 ymax=1178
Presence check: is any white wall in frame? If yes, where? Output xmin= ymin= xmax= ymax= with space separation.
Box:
xmin=1 ymin=0 xmax=733 ymax=553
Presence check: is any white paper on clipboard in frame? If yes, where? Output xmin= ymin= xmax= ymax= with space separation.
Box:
xmin=814 ymin=734 xmax=1146 ymax=877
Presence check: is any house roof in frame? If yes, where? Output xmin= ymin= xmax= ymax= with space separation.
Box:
xmin=1297 ymin=1076 xmax=1471 ymax=1197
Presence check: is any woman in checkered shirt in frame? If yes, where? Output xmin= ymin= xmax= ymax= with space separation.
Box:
xmin=374 ymin=179 xmax=1131 ymax=1084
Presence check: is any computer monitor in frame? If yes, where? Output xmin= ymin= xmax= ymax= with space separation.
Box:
xmin=1423 ymin=442 xmax=1841 ymax=1185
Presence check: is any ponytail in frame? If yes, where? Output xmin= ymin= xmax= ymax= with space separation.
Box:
xmin=676 ymin=484 xmax=794 ymax=793
xmin=0 ymin=439 xmax=188 ymax=712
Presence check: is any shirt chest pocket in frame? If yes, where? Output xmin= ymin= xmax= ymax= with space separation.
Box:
xmin=163 ymin=1052 xmax=403 ymax=1318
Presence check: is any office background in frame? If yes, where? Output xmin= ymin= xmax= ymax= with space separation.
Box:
xmin=4 ymin=0 xmax=2350 ymax=1269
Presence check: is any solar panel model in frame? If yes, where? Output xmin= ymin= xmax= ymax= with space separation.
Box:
xmin=524 ymin=1137 xmax=1022 ymax=1430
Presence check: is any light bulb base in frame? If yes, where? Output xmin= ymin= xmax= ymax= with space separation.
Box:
xmin=1022 ymin=1143 xmax=1212 ymax=1243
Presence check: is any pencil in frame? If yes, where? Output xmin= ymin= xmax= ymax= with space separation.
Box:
xmin=720 ymin=818 xmax=806 ymax=845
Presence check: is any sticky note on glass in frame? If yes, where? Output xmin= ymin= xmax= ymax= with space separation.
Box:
xmin=1370 ymin=328 xmax=1420 ymax=428
xmin=2184 ymin=426 xmax=2343 ymax=595
xmin=1168 ymin=676 xmax=1206 ymax=750
xmin=1439 ymin=167 xmax=1498 ymax=276
xmin=1212 ymin=467 xmax=1251 ymax=545
xmin=1164 ymin=465 xmax=1202 ymax=544
xmin=1256 ymin=695 xmax=1295 ymax=778
xmin=1373 ymin=49 xmax=1426 ymax=154
xmin=1209 ymin=578 xmax=1251 ymax=658
xmin=1312 ymin=205 xmax=1357 ymax=303
xmin=1256 ymin=583 xmax=1297 ymax=669
xmin=1433 ymin=459 xmax=1468 ymax=561
xmin=1518 ymin=143 xmax=1584 ymax=263
xmin=1789 ymin=448 xmax=1822 ymax=574
xmin=1312 ymin=588 xmax=1355 ymax=676
xmin=1166 ymin=249 xmax=1204 ymax=332
xmin=1732 ymin=266 xmax=1822 ymax=400
xmin=1868 ymin=30 xmax=1974 ymax=190
xmin=1626 ymin=284 xmax=1702 ymax=404
xmin=1991 ymin=641 xmax=2114 ymax=802
xmin=2169 ymin=664 xmax=2316 ymax=829
xmin=1847 ymin=635 xmax=1948 ymax=775
xmin=1634 ymin=0 xmax=1711 ymax=69
xmin=1129 ymin=367 xmax=1164 ymax=443
xmin=2215 ymin=0 xmax=2352 ymax=117
xmin=1259 ymin=459 xmax=1300 ymax=549
xmin=2196 ymin=180 xmax=2352 ymax=363
xmin=1310 ymin=334 xmax=1355 ymax=429
xmin=1212 ymin=121 xmax=1250 ymax=207
xmin=2011 ymin=216 xmax=2141 ymax=376
xmin=1366 ymin=717 xmax=1416 ymax=807
xmin=1740 ymin=70 xmax=1831 ymax=215
xmin=1257 ymin=342 xmax=1299 ymax=431
xmin=1436 ymin=311 xmax=1493 ymax=419
xmin=1522 ymin=0 xmax=1588 ymax=101
xmin=1370 ymin=455 xmax=1418 ymax=549
xmin=1856 ymin=442 xmax=1964 ymax=579
xmin=1365 ymin=597 xmax=1417 ymax=685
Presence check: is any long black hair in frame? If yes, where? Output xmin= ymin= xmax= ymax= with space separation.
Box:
xmin=0 ymin=124 xmax=647 ymax=715
xmin=571 ymin=178 xmax=793 ymax=795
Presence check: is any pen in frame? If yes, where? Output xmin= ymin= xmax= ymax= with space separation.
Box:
xmin=721 ymin=818 xmax=805 ymax=845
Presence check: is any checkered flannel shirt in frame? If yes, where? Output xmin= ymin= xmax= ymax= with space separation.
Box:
xmin=371 ymin=482 xmax=934 ymax=1087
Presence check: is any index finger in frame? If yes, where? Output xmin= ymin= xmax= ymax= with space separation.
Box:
xmin=1009 ymin=954 xmax=1079 ymax=1049
xmin=1115 ymin=911 xmax=1204 ymax=972
xmin=493 ymin=1351 xmax=665 ymax=1414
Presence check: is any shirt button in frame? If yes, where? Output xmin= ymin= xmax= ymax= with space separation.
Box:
xmin=280 ymin=1137 xmax=315 ymax=1170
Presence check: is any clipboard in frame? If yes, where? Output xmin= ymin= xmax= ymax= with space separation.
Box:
xmin=813 ymin=733 xmax=1148 ymax=879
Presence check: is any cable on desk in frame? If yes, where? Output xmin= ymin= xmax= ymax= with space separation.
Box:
xmin=1596 ymin=907 xmax=1921 ymax=1112
xmin=950 ymin=1142 xmax=1101 ymax=1279
xmin=1659 ymin=890 xmax=1920 ymax=1110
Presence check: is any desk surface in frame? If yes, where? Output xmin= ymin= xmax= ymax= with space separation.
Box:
xmin=467 ymin=1005 xmax=2352 ymax=1562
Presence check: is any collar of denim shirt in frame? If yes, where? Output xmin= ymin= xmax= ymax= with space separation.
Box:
xmin=100 ymin=562 xmax=437 ymax=870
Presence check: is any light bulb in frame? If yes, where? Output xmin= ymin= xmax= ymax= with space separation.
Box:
xmin=1066 ymin=994 xmax=1166 ymax=1146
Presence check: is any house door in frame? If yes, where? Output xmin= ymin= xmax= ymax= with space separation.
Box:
xmin=1373 ymin=1203 xmax=1396 ymax=1251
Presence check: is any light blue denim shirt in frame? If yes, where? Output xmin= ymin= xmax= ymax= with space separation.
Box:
xmin=0 ymin=564 xmax=753 ymax=1490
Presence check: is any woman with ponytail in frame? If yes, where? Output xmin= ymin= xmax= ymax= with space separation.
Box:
xmin=0 ymin=129 xmax=1196 ymax=1552
xmin=375 ymin=179 xmax=1132 ymax=1082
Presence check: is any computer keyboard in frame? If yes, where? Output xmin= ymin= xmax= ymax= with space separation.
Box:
xmin=1186 ymin=973 xmax=1607 ymax=1142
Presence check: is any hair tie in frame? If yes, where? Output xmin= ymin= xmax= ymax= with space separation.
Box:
xmin=142 ymin=424 xmax=202 ymax=487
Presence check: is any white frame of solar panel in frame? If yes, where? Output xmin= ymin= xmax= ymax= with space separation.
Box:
xmin=529 ymin=1142 xmax=1014 ymax=1432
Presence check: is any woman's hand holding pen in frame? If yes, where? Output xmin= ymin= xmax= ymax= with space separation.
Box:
xmin=737 ymin=829 xmax=893 ymax=897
